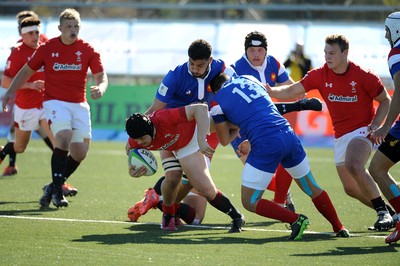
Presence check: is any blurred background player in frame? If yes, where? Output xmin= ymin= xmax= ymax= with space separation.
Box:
xmin=284 ymin=41 xmax=313 ymax=82
xmin=2 ymin=8 xmax=108 ymax=208
xmin=0 ymin=17 xmax=55 ymax=180
xmin=267 ymin=34 xmax=395 ymax=231
xmin=369 ymin=11 xmax=400 ymax=244
xmin=1 ymin=10 xmax=78 ymax=197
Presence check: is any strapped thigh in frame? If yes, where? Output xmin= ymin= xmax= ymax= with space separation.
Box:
xmin=162 ymin=157 xmax=182 ymax=173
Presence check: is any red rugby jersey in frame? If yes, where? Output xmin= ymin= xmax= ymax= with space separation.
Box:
xmin=4 ymin=42 xmax=45 ymax=109
xmin=301 ymin=61 xmax=384 ymax=138
xmin=28 ymin=37 xmax=104 ymax=103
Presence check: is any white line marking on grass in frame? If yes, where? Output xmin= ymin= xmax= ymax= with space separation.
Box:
xmin=0 ymin=215 xmax=384 ymax=239
xmin=23 ymin=147 xmax=332 ymax=162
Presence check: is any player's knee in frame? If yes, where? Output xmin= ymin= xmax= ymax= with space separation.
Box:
xmin=368 ymin=163 xmax=384 ymax=182
xmin=164 ymin=171 xmax=183 ymax=187
xmin=69 ymin=142 xmax=90 ymax=162
xmin=71 ymin=151 xmax=87 ymax=162
xmin=13 ymin=144 xmax=26 ymax=153
xmin=345 ymin=160 xmax=364 ymax=176
xmin=342 ymin=184 xmax=358 ymax=198
xmin=200 ymin=189 xmax=217 ymax=201
xmin=241 ymin=199 xmax=256 ymax=212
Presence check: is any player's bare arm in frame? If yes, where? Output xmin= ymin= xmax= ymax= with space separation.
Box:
xmin=145 ymin=98 xmax=167 ymax=115
xmin=184 ymin=103 xmax=215 ymax=157
xmin=2 ymin=63 xmax=35 ymax=112
xmin=90 ymin=71 xmax=108 ymax=100
xmin=371 ymin=73 xmax=400 ymax=144
xmin=266 ymin=82 xmax=306 ymax=100
xmin=368 ymin=89 xmax=390 ymax=134
xmin=214 ymin=121 xmax=239 ymax=146
xmin=2 ymin=75 xmax=44 ymax=91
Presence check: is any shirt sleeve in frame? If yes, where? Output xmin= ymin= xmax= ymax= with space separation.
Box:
xmin=3 ymin=50 xmax=21 ymax=78
xmin=89 ymin=50 xmax=104 ymax=75
xmin=300 ymin=68 xmax=319 ymax=93
xmin=363 ymin=70 xmax=385 ymax=99
xmin=156 ymin=70 xmax=176 ymax=103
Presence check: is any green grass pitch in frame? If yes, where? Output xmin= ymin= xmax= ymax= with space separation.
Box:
xmin=0 ymin=139 xmax=399 ymax=265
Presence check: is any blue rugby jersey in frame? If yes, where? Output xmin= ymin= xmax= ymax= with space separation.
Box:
xmin=156 ymin=59 xmax=232 ymax=108
xmin=231 ymin=54 xmax=289 ymax=86
xmin=210 ymin=75 xmax=290 ymax=144
xmin=388 ymin=40 xmax=400 ymax=139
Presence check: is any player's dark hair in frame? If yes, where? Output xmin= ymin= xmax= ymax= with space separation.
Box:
xmin=16 ymin=10 xmax=39 ymax=33
xmin=210 ymin=72 xmax=229 ymax=93
xmin=188 ymin=39 xmax=212 ymax=60
xmin=126 ymin=113 xmax=154 ymax=139
xmin=244 ymin=31 xmax=268 ymax=51
xmin=325 ymin=34 xmax=349 ymax=53
xmin=16 ymin=10 xmax=38 ymax=21
xmin=20 ymin=16 xmax=41 ymax=29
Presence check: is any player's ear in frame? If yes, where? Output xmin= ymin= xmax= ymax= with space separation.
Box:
xmin=58 ymin=24 xmax=61 ymax=32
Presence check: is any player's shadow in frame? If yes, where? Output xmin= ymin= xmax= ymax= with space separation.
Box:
xmin=0 ymin=200 xmax=59 ymax=215
xmin=71 ymin=223 xmax=351 ymax=245
xmin=292 ymin=244 xmax=399 ymax=257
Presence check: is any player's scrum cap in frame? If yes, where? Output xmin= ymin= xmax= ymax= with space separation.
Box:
xmin=126 ymin=113 xmax=154 ymax=139
xmin=244 ymin=31 xmax=267 ymax=50
xmin=385 ymin=12 xmax=400 ymax=46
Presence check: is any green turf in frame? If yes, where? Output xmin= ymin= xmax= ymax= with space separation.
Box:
xmin=0 ymin=139 xmax=399 ymax=265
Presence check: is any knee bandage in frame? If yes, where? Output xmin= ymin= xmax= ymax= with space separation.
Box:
xmin=50 ymin=121 xmax=71 ymax=137
xmin=71 ymin=129 xmax=91 ymax=143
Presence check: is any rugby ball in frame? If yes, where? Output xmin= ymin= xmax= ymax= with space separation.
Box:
xmin=128 ymin=148 xmax=158 ymax=176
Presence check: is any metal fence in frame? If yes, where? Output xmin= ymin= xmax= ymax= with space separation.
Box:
xmin=0 ymin=1 xmax=398 ymax=21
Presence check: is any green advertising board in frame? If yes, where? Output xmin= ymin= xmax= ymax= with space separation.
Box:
xmin=87 ymin=84 xmax=158 ymax=130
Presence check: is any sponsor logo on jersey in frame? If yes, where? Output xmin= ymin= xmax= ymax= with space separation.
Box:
xmin=160 ymin=134 xmax=179 ymax=150
xmin=76 ymin=51 xmax=82 ymax=62
xmin=328 ymin=93 xmax=357 ymax=102
xmin=350 ymin=81 xmax=357 ymax=93
xmin=270 ymin=73 xmax=277 ymax=82
xmin=158 ymin=83 xmax=168 ymax=96
xmin=53 ymin=63 xmax=82 ymax=71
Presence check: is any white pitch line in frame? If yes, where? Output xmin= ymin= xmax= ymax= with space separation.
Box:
xmin=0 ymin=215 xmax=385 ymax=239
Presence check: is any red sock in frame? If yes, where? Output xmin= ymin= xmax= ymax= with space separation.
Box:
xmin=273 ymin=164 xmax=293 ymax=204
xmin=255 ymin=198 xmax=298 ymax=224
xmin=312 ymin=190 xmax=344 ymax=233
xmin=162 ymin=203 xmax=176 ymax=216
xmin=389 ymin=196 xmax=400 ymax=214
xmin=266 ymin=175 xmax=276 ymax=191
